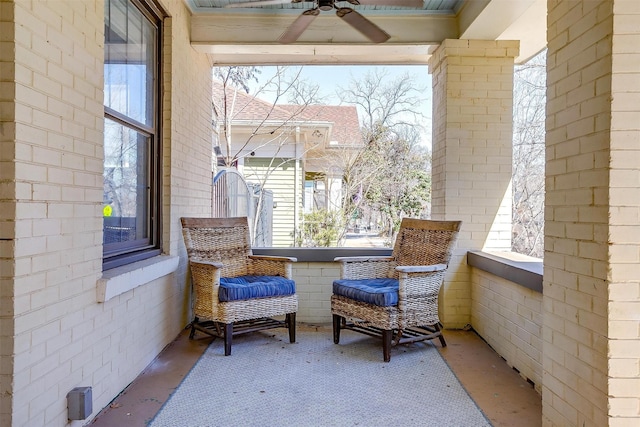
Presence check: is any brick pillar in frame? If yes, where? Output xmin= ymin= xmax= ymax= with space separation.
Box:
xmin=0 ymin=7 xmax=16 ymax=426
xmin=545 ymin=1 xmax=640 ymax=426
xmin=428 ymin=39 xmax=519 ymax=328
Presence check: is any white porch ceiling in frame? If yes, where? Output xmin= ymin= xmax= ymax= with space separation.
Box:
xmin=184 ymin=0 xmax=546 ymax=65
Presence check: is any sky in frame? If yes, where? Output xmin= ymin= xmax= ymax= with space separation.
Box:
xmin=246 ymin=64 xmax=433 ymax=147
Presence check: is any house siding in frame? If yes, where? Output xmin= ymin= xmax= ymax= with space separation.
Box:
xmin=244 ymin=157 xmax=303 ymax=247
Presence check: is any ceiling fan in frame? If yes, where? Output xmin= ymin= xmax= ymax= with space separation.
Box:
xmin=225 ymin=0 xmax=424 ymax=44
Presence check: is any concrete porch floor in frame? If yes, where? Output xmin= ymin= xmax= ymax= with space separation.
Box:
xmin=89 ymin=326 xmax=542 ymax=427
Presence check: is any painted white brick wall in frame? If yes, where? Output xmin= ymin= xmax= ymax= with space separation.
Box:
xmin=471 ymin=268 xmax=543 ymax=393
xmin=545 ymin=0 xmax=640 ymax=425
xmin=607 ymin=0 xmax=640 ymax=425
xmin=3 ymin=1 xmax=213 ymax=426
xmin=428 ymin=39 xmax=518 ymax=328
xmin=292 ymin=262 xmax=339 ymax=324
xmin=0 ymin=1 xmax=17 ymax=424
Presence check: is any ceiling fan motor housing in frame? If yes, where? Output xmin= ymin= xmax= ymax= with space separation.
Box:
xmin=278 ymin=0 xmax=391 ymax=44
xmin=318 ymin=0 xmax=334 ymax=11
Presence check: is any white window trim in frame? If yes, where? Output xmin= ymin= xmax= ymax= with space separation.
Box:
xmin=97 ymin=255 xmax=179 ymax=302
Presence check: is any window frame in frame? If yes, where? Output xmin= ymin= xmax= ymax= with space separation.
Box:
xmin=102 ymin=0 xmax=163 ymax=271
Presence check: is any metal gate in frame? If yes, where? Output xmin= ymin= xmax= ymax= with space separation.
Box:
xmin=212 ymin=168 xmax=272 ymax=246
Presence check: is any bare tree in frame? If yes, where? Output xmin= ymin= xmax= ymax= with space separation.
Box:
xmin=512 ymin=50 xmax=546 ymax=257
xmin=337 ymin=69 xmax=431 ymax=240
xmin=338 ymin=68 xmax=427 ymax=136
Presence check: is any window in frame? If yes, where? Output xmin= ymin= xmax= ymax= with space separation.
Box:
xmin=103 ymin=0 xmax=162 ymax=270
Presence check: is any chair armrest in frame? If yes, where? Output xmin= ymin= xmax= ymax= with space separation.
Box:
xmin=396 ymin=265 xmax=448 ymax=301
xmin=190 ymin=259 xmax=224 ymax=269
xmin=249 ymin=254 xmax=297 ymax=263
xmin=188 ymin=260 xmax=223 ymax=315
xmin=395 ymin=264 xmax=447 ymax=273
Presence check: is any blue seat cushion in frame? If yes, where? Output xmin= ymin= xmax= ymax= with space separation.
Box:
xmin=332 ymin=278 xmax=399 ymax=307
xmin=219 ymin=275 xmax=296 ymax=302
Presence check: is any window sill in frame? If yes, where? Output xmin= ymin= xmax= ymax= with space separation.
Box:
xmin=97 ymin=255 xmax=179 ymax=302
xmin=467 ymin=251 xmax=542 ymax=293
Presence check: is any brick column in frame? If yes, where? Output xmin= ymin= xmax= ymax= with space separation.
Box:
xmin=545 ymin=1 xmax=640 ymax=426
xmin=428 ymin=40 xmax=519 ymax=328
xmin=608 ymin=1 xmax=640 ymax=420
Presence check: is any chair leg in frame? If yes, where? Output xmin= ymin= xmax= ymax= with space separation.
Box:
xmin=332 ymin=314 xmax=342 ymax=344
xmin=189 ymin=317 xmax=199 ymax=339
xmin=382 ymin=329 xmax=392 ymax=362
xmin=435 ymin=322 xmax=447 ymax=347
xmin=287 ymin=313 xmax=296 ymax=343
xmin=223 ymin=323 xmax=233 ymax=356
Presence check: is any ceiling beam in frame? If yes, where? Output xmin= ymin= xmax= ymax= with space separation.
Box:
xmin=190 ymin=13 xmax=458 ymax=65
xmin=196 ymin=43 xmax=436 ymax=65
xmin=458 ymin=0 xmax=546 ymax=63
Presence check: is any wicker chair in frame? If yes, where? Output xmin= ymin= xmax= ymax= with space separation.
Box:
xmin=181 ymin=217 xmax=298 ymax=356
xmin=331 ymin=218 xmax=462 ymax=362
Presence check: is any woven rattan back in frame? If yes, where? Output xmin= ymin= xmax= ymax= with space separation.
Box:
xmin=181 ymin=217 xmax=252 ymax=277
xmin=392 ymin=218 xmax=462 ymax=267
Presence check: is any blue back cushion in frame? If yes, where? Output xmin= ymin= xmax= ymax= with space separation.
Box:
xmin=219 ymin=275 xmax=296 ymax=302
xmin=332 ymin=278 xmax=399 ymax=307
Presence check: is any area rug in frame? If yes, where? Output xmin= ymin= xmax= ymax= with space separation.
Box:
xmin=148 ymin=325 xmax=491 ymax=427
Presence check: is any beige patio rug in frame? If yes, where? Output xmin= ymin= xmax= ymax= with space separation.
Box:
xmin=148 ymin=324 xmax=491 ymax=427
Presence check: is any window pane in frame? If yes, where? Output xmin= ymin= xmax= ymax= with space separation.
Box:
xmin=105 ymin=0 xmax=155 ymax=126
xmin=103 ymin=118 xmax=150 ymax=247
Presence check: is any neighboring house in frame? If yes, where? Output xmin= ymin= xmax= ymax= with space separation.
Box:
xmin=294 ymin=104 xmax=363 ymax=215
xmin=212 ymin=81 xmax=362 ymax=246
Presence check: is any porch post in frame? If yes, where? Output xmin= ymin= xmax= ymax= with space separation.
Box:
xmin=545 ymin=1 xmax=640 ymax=425
xmin=428 ymin=40 xmax=519 ymax=328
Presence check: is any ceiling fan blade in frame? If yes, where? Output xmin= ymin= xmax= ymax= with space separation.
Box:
xmin=225 ymin=0 xmax=297 ymax=8
xmin=347 ymin=0 xmax=423 ymax=7
xmin=336 ymin=8 xmax=390 ymax=43
xmin=278 ymin=9 xmax=320 ymax=43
